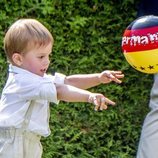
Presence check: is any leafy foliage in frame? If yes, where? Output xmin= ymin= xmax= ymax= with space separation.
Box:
xmin=0 ymin=0 xmax=152 ymax=157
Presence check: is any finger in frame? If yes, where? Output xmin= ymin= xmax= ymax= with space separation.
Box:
xmin=112 ymin=71 xmax=123 ymax=75
xmin=93 ymin=97 xmax=100 ymax=111
xmin=100 ymin=104 xmax=108 ymax=110
xmin=107 ymin=73 xmax=123 ymax=83
xmin=114 ymin=74 xmax=124 ymax=79
xmin=110 ymin=71 xmax=124 ymax=76
xmin=100 ymin=99 xmax=108 ymax=110
xmin=94 ymin=104 xmax=100 ymax=111
xmin=111 ymin=78 xmax=122 ymax=84
xmin=104 ymin=97 xmax=116 ymax=106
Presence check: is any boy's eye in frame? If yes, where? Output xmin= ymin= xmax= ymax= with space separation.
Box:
xmin=38 ymin=56 xmax=44 ymax=59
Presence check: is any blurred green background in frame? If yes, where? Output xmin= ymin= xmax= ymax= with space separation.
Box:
xmin=0 ymin=0 xmax=153 ymax=157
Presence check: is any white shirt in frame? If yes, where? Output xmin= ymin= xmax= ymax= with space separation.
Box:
xmin=0 ymin=65 xmax=65 ymax=137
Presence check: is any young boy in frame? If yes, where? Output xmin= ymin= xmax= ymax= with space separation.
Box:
xmin=0 ymin=18 xmax=124 ymax=158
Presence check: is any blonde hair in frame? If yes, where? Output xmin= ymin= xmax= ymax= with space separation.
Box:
xmin=4 ymin=18 xmax=54 ymax=63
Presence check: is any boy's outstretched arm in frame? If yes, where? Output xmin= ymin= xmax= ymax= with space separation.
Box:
xmin=56 ymin=83 xmax=116 ymax=111
xmin=64 ymin=70 xmax=124 ymax=89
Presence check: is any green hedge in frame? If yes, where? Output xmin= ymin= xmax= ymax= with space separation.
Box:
xmin=0 ymin=0 xmax=153 ymax=157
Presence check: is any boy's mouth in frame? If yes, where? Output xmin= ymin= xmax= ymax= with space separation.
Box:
xmin=41 ymin=68 xmax=47 ymax=73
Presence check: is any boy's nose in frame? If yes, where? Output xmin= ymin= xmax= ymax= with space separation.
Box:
xmin=44 ymin=58 xmax=50 ymax=66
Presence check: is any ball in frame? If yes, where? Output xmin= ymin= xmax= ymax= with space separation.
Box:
xmin=122 ymin=15 xmax=158 ymax=74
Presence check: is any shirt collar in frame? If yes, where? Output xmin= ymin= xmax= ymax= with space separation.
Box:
xmin=8 ymin=64 xmax=43 ymax=78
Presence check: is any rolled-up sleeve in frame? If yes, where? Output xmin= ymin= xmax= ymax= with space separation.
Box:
xmin=17 ymin=73 xmax=66 ymax=104
xmin=54 ymin=72 xmax=66 ymax=84
xmin=47 ymin=73 xmax=66 ymax=84
xmin=39 ymin=80 xmax=58 ymax=103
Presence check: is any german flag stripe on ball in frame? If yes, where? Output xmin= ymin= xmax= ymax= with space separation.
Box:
xmin=124 ymin=48 xmax=158 ymax=74
xmin=127 ymin=16 xmax=158 ymax=30
xmin=122 ymin=26 xmax=158 ymax=52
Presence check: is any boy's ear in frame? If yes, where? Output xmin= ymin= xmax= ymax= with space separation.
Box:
xmin=12 ymin=53 xmax=23 ymax=66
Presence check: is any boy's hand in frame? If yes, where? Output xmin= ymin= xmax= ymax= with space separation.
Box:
xmin=88 ymin=93 xmax=116 ymax=111
xmin=99 ymin=70 xmax=124 ymax=84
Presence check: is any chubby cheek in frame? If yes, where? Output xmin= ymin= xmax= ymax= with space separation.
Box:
xmin=31 ymin=62 xmax=41 ymax=74
xmin=23 ymin=58 xmax=41 ymax=75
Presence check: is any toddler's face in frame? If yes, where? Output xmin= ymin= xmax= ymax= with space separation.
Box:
xmin=19 ymin=43 xmax=52 ymax=76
